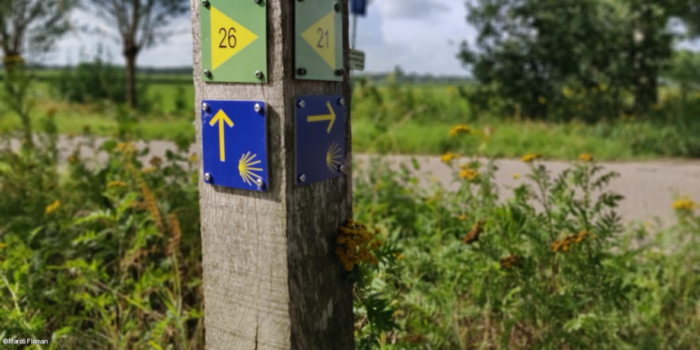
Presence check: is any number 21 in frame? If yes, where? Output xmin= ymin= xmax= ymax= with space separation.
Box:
xmin=317 ymin=28 xmax=329 ymax=48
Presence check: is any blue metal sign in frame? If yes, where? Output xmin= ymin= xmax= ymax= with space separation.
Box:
xmin=295 ymin=95 xmax=346 ymax=186
xmin=351 ymin=0 xmax=367 ymax=16
xmin=202 ymin=100 xmax=268 ymax=191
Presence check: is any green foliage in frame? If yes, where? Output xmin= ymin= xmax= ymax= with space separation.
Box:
xmin=50 ymin=49 xmax=141 ymax=106
xmin=352 ymin=154 xmax=700 ymax=348
xmin=461 ymin=0 xmax=681 ymax=119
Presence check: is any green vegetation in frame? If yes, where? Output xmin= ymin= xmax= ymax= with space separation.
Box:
xmin=2 ymin=90 xmax=700 ymax=348
xmin=2 ymin=69 xmax=700 ymax=160
xmin=352 ymin=154 xmax=700 ymax=348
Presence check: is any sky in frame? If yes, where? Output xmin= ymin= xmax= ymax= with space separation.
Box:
xmin=45 ymin=0 xmax=475 ymax=76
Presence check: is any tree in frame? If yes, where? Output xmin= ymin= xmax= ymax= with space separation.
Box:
xmin=89 ymin=0 xmax=189 ymax=108
xmin=0 ymin=0 xmax=77 ymax=71
xmin=460 ymin=0 xmax=676 ymax=119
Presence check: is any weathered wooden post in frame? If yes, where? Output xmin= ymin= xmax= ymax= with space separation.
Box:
xmin=189 ymin=0 xmax=355 ymax=349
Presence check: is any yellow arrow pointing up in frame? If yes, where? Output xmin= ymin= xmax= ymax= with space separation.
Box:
xmin=306 ymin=101 xmax=336 ymax=133
xmin=209 ymin=109 xmax=234 ymax=161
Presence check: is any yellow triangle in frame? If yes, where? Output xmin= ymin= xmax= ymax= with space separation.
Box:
xmin=301 ymin=10 xmax=336 ymax=70
xmin=210 ymin=6 xmax=258 ymax=71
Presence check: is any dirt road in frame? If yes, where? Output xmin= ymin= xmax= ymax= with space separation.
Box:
xmin=17 ymin=136 xmax=699 ymax=225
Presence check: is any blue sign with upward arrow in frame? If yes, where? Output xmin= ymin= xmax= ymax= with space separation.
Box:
xmin=295 ymin=95 xmax=346 ymax=186
xmin=201 ymin=100 xmax=268 ymax=191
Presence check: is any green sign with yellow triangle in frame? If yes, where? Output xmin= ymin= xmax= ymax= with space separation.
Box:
xmin=295 ymin=0 xmax=344 ymax=81
xmin=200 ymin=0 xmax=266 ymax=83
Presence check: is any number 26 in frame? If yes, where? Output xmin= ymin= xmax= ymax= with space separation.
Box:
xmin=219 ymin=27 xmax=237 ymax=48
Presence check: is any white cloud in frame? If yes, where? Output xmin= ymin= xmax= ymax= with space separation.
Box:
xmin=375 ymin=0 xmax=449 ymax=20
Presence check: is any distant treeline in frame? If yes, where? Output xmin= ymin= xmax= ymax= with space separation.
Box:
xmin=0 ymin=63 xmax=475 ymax=85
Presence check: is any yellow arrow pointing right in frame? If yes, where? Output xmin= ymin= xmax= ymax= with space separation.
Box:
xmin=306 ymin=101 xmax=336 ymax=133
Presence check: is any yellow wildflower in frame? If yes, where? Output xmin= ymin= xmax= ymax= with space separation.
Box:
xmin=673 ymin=198 xmax=695 ymax=211
xmin=458 ymin=214 xmax=468 ymax=221
xmin=189 ymin=153 xmax=198 ymax=163
xmin=578 ymin=153 xmax=593 ymax=162
xmin=0 ymin=243 xmax=7 ymax=249
xmin=107 ymin=181 xmax=127 ymax=188
xmin=522 ymin=154 xmax=541 ymax=163
xmin=459 ymin=168 xmax=479 ymax=181
xmin=513 ymin=173 xmax=520 ymax=180
xmin=449 ymin=125 xmax=471 ymax=137
xmin=45 ymin=200 xmax=60 ymax=215
xmin=440 ymin=152 xmax=459 ymax=164
xmin=538 ymin=96 xmax=546 ymax=104
xmin=336 ymin=235 xmax=346 ymax=244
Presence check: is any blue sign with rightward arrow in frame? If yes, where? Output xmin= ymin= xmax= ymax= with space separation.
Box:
xmin=201 ymin=100 xmax=268 ymax=191
xmin=295 ymin=95 xmax=346 ymax=186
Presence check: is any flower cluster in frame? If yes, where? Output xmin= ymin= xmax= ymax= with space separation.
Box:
xmin=335 ymin=219 xmax=382 ymax=271
xmin=551 ymin=230 xmax=596 ymax=253
xmin=579 ymin=153 xmax=593 ymax=162
xmin=440 ymin=152 xmax=459 ymax=164
xmin=458 ymin=163 xmax=479 ymax=181
xmin=673 ymin=198 xmax=695 ymax=211
xmin=522 ymin=153 xmax=542 ymax=163
xmin=449 ymin=124 xmax=472 ymax=137
xmin=499 ymin=255 xmax=523 ymax=270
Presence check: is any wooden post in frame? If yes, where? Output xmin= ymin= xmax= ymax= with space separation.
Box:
xmin=189 ymin=0 xmax=354 ymax=349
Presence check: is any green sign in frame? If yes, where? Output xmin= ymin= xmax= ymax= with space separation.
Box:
xmin=295 ymin=0 xmax=344 ymax=81
xmin=200 ymin=0 xmax=267 ymax=83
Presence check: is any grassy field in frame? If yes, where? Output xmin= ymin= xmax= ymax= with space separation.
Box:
xmin=1 ymin=75 xmax=698 ymax=161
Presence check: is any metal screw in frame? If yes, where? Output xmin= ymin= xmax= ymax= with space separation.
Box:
xmin=338 ymin=165 xmax=345 ymax=172
xmin=335 ymin=3 xmax=341 ymax=12
xmin=255 ymin=178 xmax=264 ymax=187
xmin=338 ymin=98 xmax=345 ymax=106
xmin=298 ymin=174 xmax=307 ymax=183
xmin=254 ymin=103 xmax=262 ymax=113
xmin=297 ymin=68 xmax=307 ymax=76
xmin=204 ymin=173 xmax=212 ymax=182
xmin=202 ymin=0 xmax=209 ymax=7
xmin=202 ymin=103 xmax=209 ymax=112
xmin=297 ymin=100 xmax=306 ymax=108
xmin=335 ymin=69 xmax=344 ymax=76
xmin=255 ymin=70 xmax=263 ymax=79
xmin=203 ymin=69 xmax=211 ymax=78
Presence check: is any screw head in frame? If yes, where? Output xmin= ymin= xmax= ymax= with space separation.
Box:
xmin=335 ymin=69 xmax=345 ymax=76
xmin=203 ymin=69 xmax=211 ymax=78
xmin=297 ymin=68 xmax=307 ymax=76
xmin=204 ymin=173 xmax=212 ymax=182
xmin=335 ymin=3 xmax=341 ymax=12
xmin=202 ymin=103 xmax=209 ymax=112
xmin=338 ymin=165 xmax=345 ymax=172
xmin=202 ymin=0 xmax=210 ymax=7
xmin=254 ymin=103 xmax=262 ymax=113
xmin=255 ymin=70 xmax=263 ymax=79
xmin=255 ymin=178 xmax=264 ymax=187
xmin=298 ymin=174 xmax=307 ymax=183
xmin=338 ymin=98 xmax=345 ymax=106
xmin=298 ymin=100 xmax=306 ymax=108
